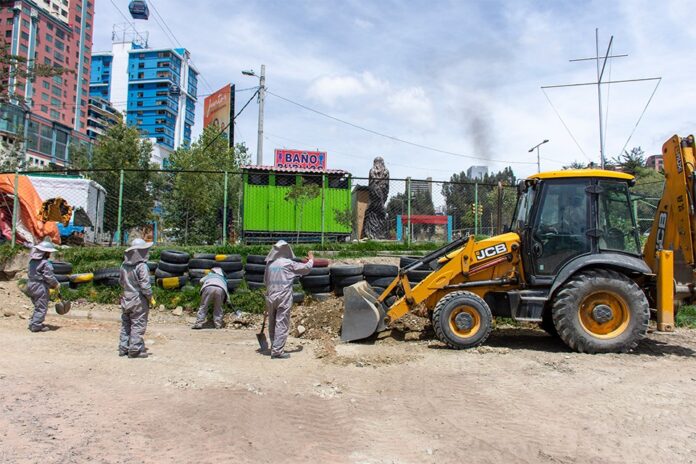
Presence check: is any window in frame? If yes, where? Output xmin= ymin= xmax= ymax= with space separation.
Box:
xmin=42 ymin=81 xmax=50 ymax=89
xmin=156 ymin=137 xmax=164 ymax=143
xmin=51 ymin=85 xmax=61 ymax=96
xmin=138 ymin=62 xmax=145 ymax=69
xmin=155 ymin=127 xmax=164 ymax=133
xmin=45 ymin=45 xmax=52 ymax=53
xmin=248 ymin=173 xmax=269 ymax=186
xmin=56 ymin=29 xmax=64 ymax=39
xmin=45 ymin=33 xmax=53 ymax=42
xmin=136 ymin=101 xmax=143 ymax=107
xmin=275 ymin=175 xmax=296 ymax=187
xmin=51 ymin=97 xmax=60 ymax=106
xmin=532 ymin=181 xmax=590 ymax=275
xmin=156 ymin=71 xmax=170 ymax=78
xmin=19 ymin=44 xmax=28 ymax=54
xmin=156 ymin=90 xmax=167 ymax=96
xmin=137 ymin=72 xmax=144 ymax=78
xmin=137 ymin=92 xmax=144 ymax=97
xmin=4 ymin=30 xmax=11 ymax=38
xmin=41 ymin=93 xmax=49 ymax=101
xmin=598 ymin=181 xmax=640 ymax=254
xmin=21 ymin=31 xmax=29 ymax=40
xmin=21 ymin=19 xmax=28 ymax=28
xmin=54 ymin=40 xmax=64 ymax=50
xmin=302 ymin=175 xmax=323 ymax=187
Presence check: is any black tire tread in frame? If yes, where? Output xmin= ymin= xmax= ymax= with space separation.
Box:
xmin=551 ymin=269 xmax=649 ymax=354
xmin=432 ymin=291 xmax=492 ymax=350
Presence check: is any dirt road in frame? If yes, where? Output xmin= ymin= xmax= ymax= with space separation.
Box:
xmin=1 ymin=308 xmax=695 ymax=464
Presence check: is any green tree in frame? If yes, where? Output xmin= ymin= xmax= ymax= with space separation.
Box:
xmin=77 ymin=121 xmax=155 ymax=243
xmin=285 ymin=180 xmax=320 ymax=243
xmin=0 ymin=136 xmax=27 ymax=171
xmin=611 ymin=147 xmax=645 ymax=174
xmin=162 ymin=127 xmax=248 ymax=244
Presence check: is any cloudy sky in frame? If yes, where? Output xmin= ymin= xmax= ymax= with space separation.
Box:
xmin=94 ymin=0 xmax=696 ymax=180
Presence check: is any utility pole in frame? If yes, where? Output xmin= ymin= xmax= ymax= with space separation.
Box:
xmin=541 ymin=30 xmax=661 ymax=169
xmin=256 ymin=64 xmax=265 ymax=165
xmin=242 ymin=65 xmax=266 ymax=165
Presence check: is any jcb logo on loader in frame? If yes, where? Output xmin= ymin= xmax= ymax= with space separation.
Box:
xmin=474 ymin=243 xmax=507 ymax=261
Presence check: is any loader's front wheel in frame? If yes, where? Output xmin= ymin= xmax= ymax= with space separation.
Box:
xmin=432 ymin=291 xmax=492 ymax=349
xmin=552 ymin=269 xmax=649 ymax=353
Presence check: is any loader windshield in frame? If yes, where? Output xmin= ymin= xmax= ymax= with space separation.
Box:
xmin=512 ymin=184 xmax=535 ymax=232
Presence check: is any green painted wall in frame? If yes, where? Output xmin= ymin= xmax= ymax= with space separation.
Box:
xmin=242 ymin=171 xmax=351 ymax=234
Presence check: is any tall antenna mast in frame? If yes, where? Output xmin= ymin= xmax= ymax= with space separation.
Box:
xmin=542 ymin=29 xmax=661 ymax=169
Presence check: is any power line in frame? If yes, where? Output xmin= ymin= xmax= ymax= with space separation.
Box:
xmin=265 ymin=90 xmax=536 ymax=166
xmin=147 ymin=0 xmax=214 ymax=93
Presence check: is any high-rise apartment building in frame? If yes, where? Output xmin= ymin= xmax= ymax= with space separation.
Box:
xmin=90 ymin=31 xmax=198 ymax=165
xmin=0 ymin=0 xmax=94 ymax=167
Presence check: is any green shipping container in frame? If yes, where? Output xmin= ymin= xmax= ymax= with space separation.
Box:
xmin=242 ymin=167 xmax=352 ymax=243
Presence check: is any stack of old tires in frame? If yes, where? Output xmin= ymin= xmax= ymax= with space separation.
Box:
xmin=244 ymin=255 xmax=267 ymax=290
xmin=363 ymin=264 xmax=399 ymax=295
xmin=330 ymin=264 xmax=363 ymax=296
xmin=52 ymin=261 xmax=73 ymax=289
xmin=156 ymin=250 xmax=189 ymax=289
xmin=399 ymin=256 xmax=432 ymax=285
xmin=189 ymin=253 xmax=244 ymax=293
xmin=300 ymin=258 xmax=331 ymax=297
xmin=93 ymin=262 xmax=156 ymax=288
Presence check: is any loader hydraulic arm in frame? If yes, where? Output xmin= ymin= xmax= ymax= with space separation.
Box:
xmin=643 ymin=135 xmax=696 ymax=276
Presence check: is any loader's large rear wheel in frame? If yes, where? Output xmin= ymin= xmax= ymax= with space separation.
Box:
xmin=552 ymin=269 xmax=649 ymax=354
xmin=432 ymin=291 xmax=492 ymax=349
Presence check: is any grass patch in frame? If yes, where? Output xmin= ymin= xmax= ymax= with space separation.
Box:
xmin=677 ymin=305 xmax=696 ymax=328
xmin=0 ymin=244 xmax=25 ymax=265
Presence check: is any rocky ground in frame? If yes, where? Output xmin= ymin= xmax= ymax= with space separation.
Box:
xmin=2 ymin=276 xmax=696 ymax=463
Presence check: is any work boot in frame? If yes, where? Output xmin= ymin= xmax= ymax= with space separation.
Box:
xmin=128 ymin=350 xmax=149 ymax=359
xmin=271 ymin=353 xmax=290 ymax=359
xmin=118 ymin=350 xmax=128 ymax=357
xmin=29 ymin=325 xmax=49 ymax=333
xmin=214 ymin=322 xmax=224 ymax=330
xmin=191 ymin=322 xmax=204 ymax=330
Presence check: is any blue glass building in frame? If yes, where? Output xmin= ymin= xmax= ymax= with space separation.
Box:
xmin=90 ymin=40 xmax=198 ymax=164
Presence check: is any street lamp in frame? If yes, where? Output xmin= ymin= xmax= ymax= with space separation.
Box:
xmin=528 ymin=139 xmax=549 ymax=173
xmin=242 ymin=65 xmax=266 ymax=165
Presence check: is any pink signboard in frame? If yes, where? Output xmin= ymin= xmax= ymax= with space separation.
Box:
xmin=274 ymin=149 xmax=327 ymax=170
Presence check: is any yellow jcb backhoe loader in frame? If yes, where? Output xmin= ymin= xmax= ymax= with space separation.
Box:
xmin=342 ymin=134 xmax=695 ymax=353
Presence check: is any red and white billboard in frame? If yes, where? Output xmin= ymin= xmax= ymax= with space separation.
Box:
xmin=274 ymin=149 xmax=327 ymax=170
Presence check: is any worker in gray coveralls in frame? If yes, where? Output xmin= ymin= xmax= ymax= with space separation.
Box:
xmin=264 ymin=240 xmax=313 ymax=359
xmin=26 ymin=238 xmax=60 ymax=333
xmin=192 ymin=267 xmax=228 ymax=330
xmin=119 ymin=238 xmax=154 ymax=358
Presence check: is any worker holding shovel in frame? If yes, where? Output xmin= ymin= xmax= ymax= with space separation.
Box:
xmin=119 ymin=238 xmax=154 ymax=358
xmin=26 ymin=238 xmax=60 ymax=333
xmin=263 ymin=241 xmax=313 ymax=359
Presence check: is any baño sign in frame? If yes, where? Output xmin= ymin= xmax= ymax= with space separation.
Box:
xmin=274 ymin=149 xmax=327 ymax=170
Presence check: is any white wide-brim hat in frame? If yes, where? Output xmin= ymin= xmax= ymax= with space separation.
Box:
xmin=126 ymin=238 xmax=153 ymax=252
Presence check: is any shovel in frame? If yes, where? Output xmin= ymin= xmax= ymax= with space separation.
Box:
xmin=256 ymin=312 xmax=269 ymax=352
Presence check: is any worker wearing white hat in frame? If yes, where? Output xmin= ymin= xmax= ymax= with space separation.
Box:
xmin=119 ymin=238 xmax=154 ymax=358
xmin=264 ymin=241 xmax=314 ymax=359
xmin=192 ymin=267 xmax=229 ymax=329
xmin=27 ymin=238 xmax=60 ymax=332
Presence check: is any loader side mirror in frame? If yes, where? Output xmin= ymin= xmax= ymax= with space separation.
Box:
xmin=517 ymin=180 xmax=528 ymax=195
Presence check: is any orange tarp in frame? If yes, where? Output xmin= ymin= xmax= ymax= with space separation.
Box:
xmin=0 ymin=174 xmax=60 ymax=244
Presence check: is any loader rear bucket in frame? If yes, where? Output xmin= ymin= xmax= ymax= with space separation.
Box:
xmin=341 ymin=281 xmax=388 ymax=342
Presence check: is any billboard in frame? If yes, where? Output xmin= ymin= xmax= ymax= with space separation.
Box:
xmin=203 ymin=83 xmax=235 ymax=146
xmin=274 ymin=149 xmax=327 ymax=170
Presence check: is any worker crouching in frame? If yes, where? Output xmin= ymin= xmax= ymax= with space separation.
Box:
xmin=27 ymin=239 xmax=60 ymax=333
xmin=192 ymin=267 xmax=228 ymax=329
xmin=119 ymin=238 xmax=154 ymax=358
xmin=264 ymin=241 xmax=313 ymax=359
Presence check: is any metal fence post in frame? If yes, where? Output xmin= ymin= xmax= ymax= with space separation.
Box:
xmin=222 ymin=171 xmax=229 ymax=245
xmin=406 ymin=177 xmax=412 ymax=245
xmin=496 ymin=181 xmax=503 ymax=234
xmin=474 ymin=181 xmax=479 ymax=236
xmin=10 ymin=170 xmax=19 ymax=247
xmin=321 ymin=173 xmax=326 ymax=246
xmin=117 ymin=169 xmax=124 ymax=246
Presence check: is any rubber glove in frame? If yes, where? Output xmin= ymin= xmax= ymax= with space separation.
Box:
xmin=150 ymin=296 xmax=156 ymax=307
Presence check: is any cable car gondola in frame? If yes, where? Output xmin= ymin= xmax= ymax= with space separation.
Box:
xmin=128 ymin=0 xmax=149 ymax=20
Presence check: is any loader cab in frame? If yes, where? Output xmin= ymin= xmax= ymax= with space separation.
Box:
xmin=512 ymin=170 xmax=641 ymax=286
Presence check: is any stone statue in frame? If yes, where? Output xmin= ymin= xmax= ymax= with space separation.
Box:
xmin=363 ymin=156 xmax=390 ymax=239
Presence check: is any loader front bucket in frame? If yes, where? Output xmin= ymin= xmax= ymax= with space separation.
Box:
xmin=341 ymin=281 xmax=388 ymax=342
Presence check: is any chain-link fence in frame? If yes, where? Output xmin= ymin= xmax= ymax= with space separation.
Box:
xmin=0 ymin=168 xmax=665 ymax=247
